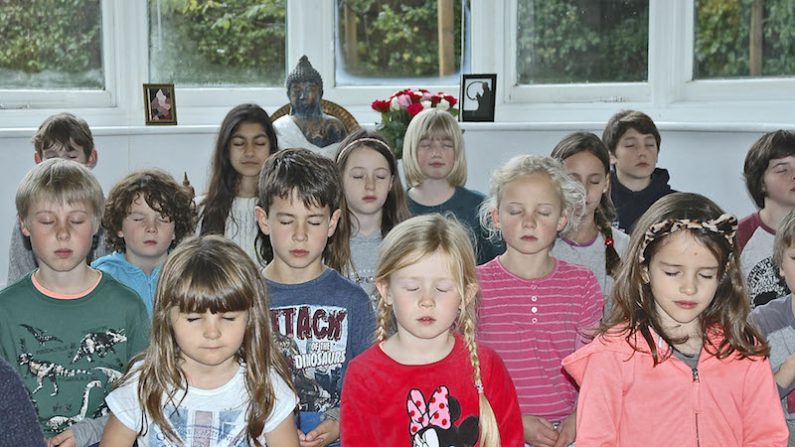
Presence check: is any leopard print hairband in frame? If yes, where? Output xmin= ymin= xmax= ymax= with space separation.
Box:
xmin=638 ymin=213 xmax=738 ymax=264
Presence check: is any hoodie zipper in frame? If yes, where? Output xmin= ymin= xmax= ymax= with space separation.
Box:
xmin=692 ymin=366 xmax=701 ymax=447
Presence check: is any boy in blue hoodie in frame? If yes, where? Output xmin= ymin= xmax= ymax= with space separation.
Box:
xmin=91 ymin=169 xmax=196 ymax=314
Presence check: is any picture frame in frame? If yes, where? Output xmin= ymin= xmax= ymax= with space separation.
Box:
xmin=460 ymin=74 xmax=496 ymax=122
xmin=143 ymin=83 xmax=177 ymax=125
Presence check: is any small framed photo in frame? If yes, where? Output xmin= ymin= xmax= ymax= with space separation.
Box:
xmin=143 ymin=83 xmax=177 ymax=125
xmin=460 ymin=74 xmax=496 ymax=122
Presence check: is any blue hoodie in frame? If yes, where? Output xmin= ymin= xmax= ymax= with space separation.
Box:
xmin=91 ymin=251 xmax=159 ymax=315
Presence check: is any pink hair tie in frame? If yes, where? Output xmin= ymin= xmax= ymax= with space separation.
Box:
xmin=604 ymin=237 xmax=614 ymax=247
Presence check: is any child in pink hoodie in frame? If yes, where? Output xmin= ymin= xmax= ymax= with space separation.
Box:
xmin=563 ymin=192 xmax=788 ymax=446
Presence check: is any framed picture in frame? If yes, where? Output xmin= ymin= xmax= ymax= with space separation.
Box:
xmin=143 ymin=83 xmax=177 ymax=125
xmin=460 ymin=74 xmax=496 ymax=122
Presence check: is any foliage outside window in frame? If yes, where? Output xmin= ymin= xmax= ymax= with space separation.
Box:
xmin=336 ymin=0 xmax=464 ymax=85
xmin=0 ymin=0 xmax=103 ymax=89
xmin=694 ymin=0 xmax=795 ymax=79
xmin=149 ymin=0 xmax=286 ymax=87
xmin=516 ymin=0 xmax=649 ymax=85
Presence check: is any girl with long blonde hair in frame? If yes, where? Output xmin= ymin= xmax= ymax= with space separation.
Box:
xmin=340 ymin=214 xmax=523 ymax=446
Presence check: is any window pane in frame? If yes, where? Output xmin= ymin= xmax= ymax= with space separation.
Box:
xmin=694 ymin=0 xmax=795 ymax=79
xmin=0 ymin=1 xmax=103 ymax=89
xmin=149 ymin=0 xmax=286 ymax=87
xmin=335 ymin=0 xmax=467 ymax=86
xmin=516 ymin=0 xmax=648 ymax=84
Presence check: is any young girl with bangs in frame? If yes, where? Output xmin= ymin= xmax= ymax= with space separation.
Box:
xmin=402 ymin=108 xmax=500 ymax=265
xmin=199 ymin=104 xmax=279 ymax=264
xmin=340 ymin=214 xmax=523 ymax=446
xmin=477 ymin=154 xmax=602 ymax=447
xmin=550 ymin=132 xmax=630 ymax=314
xmin=100 ymin=236 xmax=299 ymax=446
xmin=563 ymin=193 xmax=788 ymax=446
xmin=335 ymin=129 xmax=410 ymax=301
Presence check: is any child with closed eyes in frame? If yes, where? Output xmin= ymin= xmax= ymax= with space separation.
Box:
xmin=334 ymin=129 xmax=410 ymax=302
xmin=199 ymin=103 xmax=279 ymax=263
xmin=340 ymin=214 xmax=523 ymax=446
xmin=101 ymin=236 xmax=299 ymax=446
xmin=564 ymin=193 xmax=788 ymax=446
xmin=477 ymin=154 xmax=602 ymax=447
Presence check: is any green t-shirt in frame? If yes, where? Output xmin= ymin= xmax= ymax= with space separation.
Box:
xmin=0 ymin=273 xmax=150 ymax=437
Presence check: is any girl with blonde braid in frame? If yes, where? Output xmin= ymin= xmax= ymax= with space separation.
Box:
xmin=339 ymin=214 xmax=523 ymax=446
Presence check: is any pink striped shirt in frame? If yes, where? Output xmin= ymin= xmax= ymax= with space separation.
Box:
xmin=476 ymin=257 xmax=603 ymax=421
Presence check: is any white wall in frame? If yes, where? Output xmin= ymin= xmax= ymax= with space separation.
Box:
xmin=0 ymin=122 xmax=769 ymax=287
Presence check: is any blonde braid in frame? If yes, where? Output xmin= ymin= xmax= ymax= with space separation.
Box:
xmin=461 ymin=311 xmax=500 ymax=447
xmin=375 ymin=294 xmax=393 ymax=343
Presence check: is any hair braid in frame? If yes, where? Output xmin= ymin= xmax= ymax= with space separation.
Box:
xmin=461 ymin=311 xmax=500 ymax=447
xmin=375 ymin=297 xmax=393 ymax=343
xmin=594 ymin=207 xmax=621 ymax=277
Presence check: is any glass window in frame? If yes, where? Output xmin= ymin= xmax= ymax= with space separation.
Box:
xmin=148 ymin=0 xmax=286 ymax=87
xmin=694 ymin=0 xmax=795 ymax=79
xmin=335 ymin=0 xmax=468 ymax=86
xmin=516 ymin=0 xmax=648 ymax=84
xmin=0 ymin=1 xmax=103 ymax=89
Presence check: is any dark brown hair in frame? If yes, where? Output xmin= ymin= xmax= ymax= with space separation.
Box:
xmin=199 ymin=104 xmax=278 ymax=236
xmin=551 ymin=131 xmax=621 ymax=277
xmin=604 ymin=192 xmax=767 ymax=364
xmin=334 ymin=129 xmax=411 ymax=236
xmin=256 ymin=148 xmax=351 ymax=272
xmin=32 ymin=112 xmax=95 ymax=159
xmin=743 ymin=130 xmax=795 ymax=209
xmin=601 ymin=110 xmax=661 ymax=154
xmin=102 ymin=169 xmax=197 ymax=252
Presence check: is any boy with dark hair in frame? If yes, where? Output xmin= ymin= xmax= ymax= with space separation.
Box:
xmin=602 ymin=109 xmax=675 ymax=233
xmin=7 ymin=112 xmax=108 ymax=283
xmin=740 ymin=129 xmax=795 ymax=307
xmin=0 ymin=159 xmax=149 ymax=446
xmin=256 ymin=149 xmax=374 ymax=447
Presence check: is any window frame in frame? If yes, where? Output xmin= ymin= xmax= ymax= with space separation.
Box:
xmin=0 ymin=0 xmax=792 ymax=129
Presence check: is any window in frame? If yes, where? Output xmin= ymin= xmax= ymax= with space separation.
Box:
xmin=335 ymin=0 xmax=468 ymax=86
xmin=0 ymin=0 xmax=104 ymax=89
xmin=515 ymin=0 xmax=648 ymax=84
xmin=694 ymin=0 xmax=795 ymax=79
xmin=148 ymin=0 xmax=286 ymax=87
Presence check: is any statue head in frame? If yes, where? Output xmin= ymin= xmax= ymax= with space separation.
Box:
xmin=286 ymin=55 xmax=323 ymax=116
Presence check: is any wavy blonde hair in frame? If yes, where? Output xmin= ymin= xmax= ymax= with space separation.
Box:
xmin=118 ymin=236 xmax=294 ymax=446
xmin=374 ymin=214 xmax=500 ymax=447
xmin=402 ymin=109 xmax=467 ymax=188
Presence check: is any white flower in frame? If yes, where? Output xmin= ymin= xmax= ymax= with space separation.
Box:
xmin=421 ymin=100 xmax=432 ymax=109
xmin=436 ymin=99 xmax=450 ymax=111
xmin=390 ymin=97 xmax=401 ymax=112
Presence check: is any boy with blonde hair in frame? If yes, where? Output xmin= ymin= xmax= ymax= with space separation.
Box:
xmin=7 ymin=112 xmax=107 ymax=283
xmin=0 ymin=159 xmax=149 ymax=446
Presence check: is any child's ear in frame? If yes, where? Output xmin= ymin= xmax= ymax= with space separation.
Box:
xmin=609 ymin=152 xmax=617 ymax=166
xmin=490 ymin=207 xmax=501 ymax=231
xmin=556 ymin=209 xmax=569 ymax=232
xmin=463 ymin=283 xmax=478 ymax=307
xmin=327 ymin=209 xmax=342 ymax=238
xmin=33 ymin=152 xmax=43 ymax=164
xmin=86 ymin=148 xmax=98 ymax=169
xmin=375 ymin=279 xmax=391 ymax=306
xmin=255 ymin=206 xmax=270 ymax=235
xmin=19 ymin=216 xmax=31 ymax=237
xmin=641 ymin=266 xmax=650 ymax=284
xmin=604 ymin=174 xmax=610 ymax=194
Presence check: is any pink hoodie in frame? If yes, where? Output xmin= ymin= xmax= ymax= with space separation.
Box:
xmin=562 ymin=327 xmax=788 ymax=446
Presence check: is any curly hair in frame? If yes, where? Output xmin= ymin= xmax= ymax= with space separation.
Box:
xmin=479 ymin=154 xmax=586 ymax=242
xmin=103 ymin=169 xmax=196 ymax=252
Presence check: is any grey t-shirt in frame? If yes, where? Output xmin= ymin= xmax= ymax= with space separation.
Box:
xmin=347 ymin=231 xmax=382 ymax=307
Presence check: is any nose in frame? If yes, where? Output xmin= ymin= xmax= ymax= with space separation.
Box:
xmin=145 ymin=217 xmax=157 ymax=233
xmin=293 ymin=221 xmax=308 ymax=242
xmin=418 ymin=289 xmax=435 ymax=308
xmin=364 ymin=174 xmax=375 ymax=190
xmin=522 ymin=213 xmax=537 ymax=229
xmin=680 ymin=275 xmax=697 ymax=296
xmin=203 ymin=317 xmax=221 ymax=340
xmin=56 ymin=222 xmax=70 ymax=241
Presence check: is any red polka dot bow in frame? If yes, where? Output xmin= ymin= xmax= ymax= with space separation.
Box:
xmin=407 ymin=386 xmax=452 ymax=434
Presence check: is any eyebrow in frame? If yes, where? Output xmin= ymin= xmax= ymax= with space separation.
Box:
xmin=275 ymin=212 xmax=326 ymax=218
xmin=659 ymin=261 xmax=718 ymax=269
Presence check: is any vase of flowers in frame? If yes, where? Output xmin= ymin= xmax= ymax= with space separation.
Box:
xmin=371 ymin=88 xmax=458 ymax=159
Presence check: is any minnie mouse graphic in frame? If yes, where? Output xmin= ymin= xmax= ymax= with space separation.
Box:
xmin=407 ymin=385 xmax=479 ymax=447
